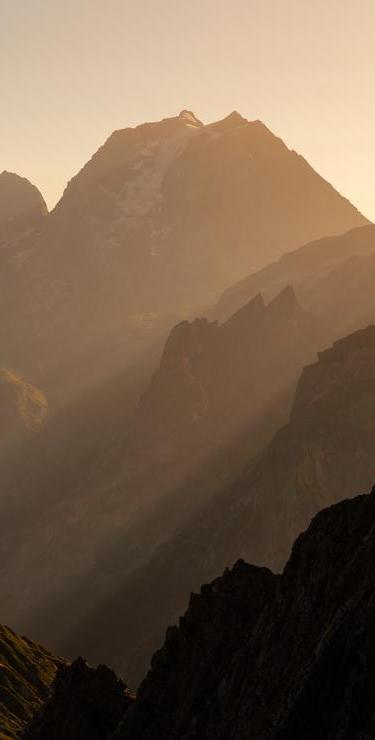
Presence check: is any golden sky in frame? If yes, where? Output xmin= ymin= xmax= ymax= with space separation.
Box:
xmin=1 ymin=0 xmax=374 ymax=219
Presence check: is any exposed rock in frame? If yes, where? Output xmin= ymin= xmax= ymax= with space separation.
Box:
xmin=24 ymin=658 xmax=132 ymax=740
xmin=0 ymin=286 xmax=325 ymax=665
xmin=0 ymin=112 xmax=367 ymax=399
xmin=0 ymin=624 xmax=61 ymax=739
xmin=72 ymin=324 xmax=375 ymax=687
xmin=117 ymin=485 xmax=375 ymax=738
xmin=133 ymin=286 xmax=326 ymax=458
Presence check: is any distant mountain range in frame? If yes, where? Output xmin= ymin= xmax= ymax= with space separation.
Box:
xmin=0 ymin=111 xmax=367 ymax=400
xmin=2 ymin=110 xmax=375 ymax=739
xmin=213 ymin=222 xmax=375 ymax=338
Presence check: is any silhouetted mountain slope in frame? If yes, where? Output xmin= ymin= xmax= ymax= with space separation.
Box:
xmin=0 ymin=112 xmax=366 ymax=399
xmin=0 ymin=624 xmax=61 ymax=739
xmin=24 ymin=658 xmax=132 ymax=740
xmin=73 ymin=325 xmax=375 ymax=686
xmin=0 ymin=172 xmax=47 ymax=242
xmin=23 ymin=486 xmax=375 ymax=739
xmin=116 ymin=486 xmax=375 ymax=739
xmin=213 ymin=223 xmax=375 ymax=341
xmin=0 ymin=289 xmax=325 ymax=664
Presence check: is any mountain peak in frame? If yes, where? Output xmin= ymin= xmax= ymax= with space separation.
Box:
xmin=268 ymin=284 xmax=298 ymax=313
xmin=178 ymin=110 xmax=203 ymax=127
xmin=226 ymin=110 xmax=248 ymax=124
xmin=0 ymin=171 xmax=48 ymax=230
xmin=207 ymin=110 xmax=248 ymax=134
xmin=221 ymin=292 xmax=265 ymax=335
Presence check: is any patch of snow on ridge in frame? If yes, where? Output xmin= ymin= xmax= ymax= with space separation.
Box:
xmin=178 ymin=110 xmax=203 ymax=127
xmin=113 ymin=125 xmax=198 ymax=223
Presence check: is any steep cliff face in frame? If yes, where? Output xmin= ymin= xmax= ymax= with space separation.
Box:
xmin=0 ymin=112 xmax=367 ymax=398
xmin=23 ymin=486 xmax=375 ymax=739
xmin=0 ymin=624 xmax=61 ymax=739
xmin=0 ymin=286 xmax=325 ymax=662
xmin=72 ymin=325 xmax=375 ymax=687
xmin=133 ymin=286 xmax=326 ymax=459
xmin=116 ymin=486 xmax=375 ymax=739
xmin=24 ymin=658 xmax=132 ymax=740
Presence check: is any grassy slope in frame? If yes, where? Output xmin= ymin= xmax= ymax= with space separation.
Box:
xmin=0 ymin=625 xmax=62 ymax=739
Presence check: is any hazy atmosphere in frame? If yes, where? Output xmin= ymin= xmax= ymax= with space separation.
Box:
xmin=2 ymin=2 xmax=375 ymax=738
xmin=2 ymin=0 xmax=375 ymax=216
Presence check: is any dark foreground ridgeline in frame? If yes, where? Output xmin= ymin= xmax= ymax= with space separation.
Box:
xmin=23 ymin=484 xmax=375 ymax=739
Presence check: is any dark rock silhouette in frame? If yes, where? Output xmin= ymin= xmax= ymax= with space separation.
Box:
xmin=116 ymin=485 xmax=375 ymax=739
xmin=22 ymin=484 xmax=375 ymax=739
xmin=24 ymin=657 xmax=132 ymax=740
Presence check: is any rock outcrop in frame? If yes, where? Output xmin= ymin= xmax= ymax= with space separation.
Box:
xmin=72 ymin=324 xmax=375 ymax=686
xmin=23 ymin=485 xmax=375 ymax=739
xmin=116 ymin=485 xmax=375 ymax=739
xmin=133 ymin=286 xmax=326 ymax=460
xmin=0 ymin=624 xmax=61 ymax=739
xmin=24 ymin=658 xmax=132 ymax=740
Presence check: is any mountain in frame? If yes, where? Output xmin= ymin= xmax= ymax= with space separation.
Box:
xmin=0 ymin=624 xmax=61 ymax=739
xmin=0 ymin=288 xmax=325 ymax=663
xmin=0 ymin=171 xmax=47 ymax=242
xmin=70 ymin=324 xmax=375 ymax=686
xmin=131 ymin=285 xmax=326 ymax=471
xmin=0 ymin=111 xmax=367 ymax=400
xmin=213 ymin=223 xmax=375 ymax=341
xmin=115 ymin=485 xmax=375 ymax=739
xmin=22 ymin=485 xmax=375 ymax=738
xmin=24 ymin=658 xmax=132 ymax=740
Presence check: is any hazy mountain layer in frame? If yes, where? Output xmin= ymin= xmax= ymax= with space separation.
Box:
xmin=0 ymin=289 xmax=325 ymax=662
xmin=214 ymin=223 xmax=375 ymax=340
xmin=70 ymin=325 xmax=375 ymax=686
xmin=0 ymin=112 xmax=366 ymax=400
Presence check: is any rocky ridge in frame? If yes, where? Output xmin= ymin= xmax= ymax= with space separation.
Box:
xmin=70 ymin=324 xmax=375 ymax=686
xmin=0 ymin=624 xmax=61 ymax=739
xmin=23 ymin=484 xmax=375 ymax=739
